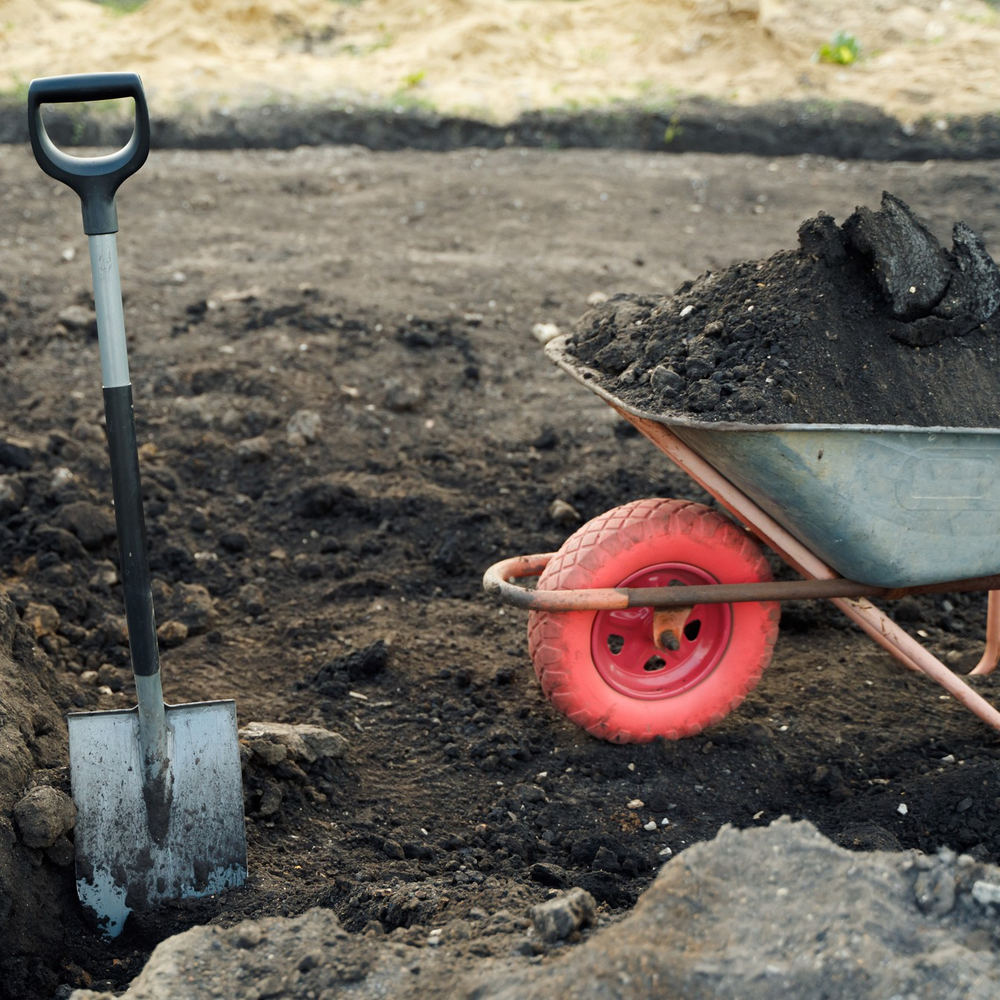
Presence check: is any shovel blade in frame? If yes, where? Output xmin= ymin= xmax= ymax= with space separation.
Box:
xmin=68 ymin=699 xmax=247 ymax=938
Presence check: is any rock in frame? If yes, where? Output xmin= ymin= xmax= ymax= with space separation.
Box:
xmin=156 ymin=620 xmax=189 ymax=648
xmin=55 ymin=501 xmax=117 ymax=550
xmin=73 ymin=817 xmax=1000 ymax=999
xmin=650 ymin=365 xmax=683 ymax=392
xmin=23 ymin=602 xmax=60 ymax=638
xmin=468 ymin=819 xmax=1000 ymax=999
xmin=235 ymin=435 xmax=271 ymax=461
xmin=383 ymin=377 xmax=425 ymax=412
xmin=972 ymin=880 xmax=1000 ymax=907
xmin=70 ymin=908 xmax=376 ymax=1000
xmin=382 ymin=838 xmax=405 ymax=860
xmin=45 ymin=834 xmax=75 ymax=867
xmin=287 ymin=408 xmax=322 ymax=445
xmin=96 ymin=663 xmax=124 ymax=692
xmin=529 ymin=886 xmax=596 ymax=943
xmin=166 ymin=582 xmax=217 ymax=635
xmin=57 ymin=304 xmax=97 ymax=332
xmin=219 ymin=407 xmax=244 ymax=433
xmin=0 ymin=474 xmax=25 ymax=515
xmin=35 ymin=525 xmax=88 ymax=560
xmin=237 ymin=582 xmax=266 ymax=616
xmin=13 ymin=785 xmax=76 ymax=849
xmin=914 ymin=865 xmax=956 ymax=916
xmin=240 ymin=721 xmax=348 ymax=766
xmin=258 ymin=780 xmax=283 ymax=816
xmin=71 ymin=418 xmax=106 ymax=444
xmin=548 ymin=498 xmax=581 ymax=528
xmin=218 ymin=529 xmax=249 ymax=553
xmin=88 ymin=561 xmax=119 ymax=589
xmin=0 ymin=438 xmax=34 ymax=470
xmin=532 ymin=322 xmax=561 ymax=344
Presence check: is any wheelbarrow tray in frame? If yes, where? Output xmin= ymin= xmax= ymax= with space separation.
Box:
xmin=547 ymin=336 xmax=1000 ymax=589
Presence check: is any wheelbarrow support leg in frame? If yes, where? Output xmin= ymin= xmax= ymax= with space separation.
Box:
xmin=970 ymin=590 xmax=1000 ymax=676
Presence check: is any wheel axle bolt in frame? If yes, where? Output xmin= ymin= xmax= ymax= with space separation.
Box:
xmin=660 ymin=632 xmax=681 ymax=651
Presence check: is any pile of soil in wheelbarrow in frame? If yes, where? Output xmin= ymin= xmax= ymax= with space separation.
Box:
xmin=567 ymin=193 xmax=1000 ymax=427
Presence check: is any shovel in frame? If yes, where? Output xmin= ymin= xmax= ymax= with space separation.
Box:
xmin=28 ymin=73 xmax=247 ymax=938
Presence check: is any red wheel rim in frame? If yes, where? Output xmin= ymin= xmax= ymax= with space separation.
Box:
xmin=591 ymin=562 xmax=732 ymax=700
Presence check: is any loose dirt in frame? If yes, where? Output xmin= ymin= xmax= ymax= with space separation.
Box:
xmin=4 ymin=142 xmax=1000 ymax=998
xmin=567 ymin=192 xmax=1000 ymax=425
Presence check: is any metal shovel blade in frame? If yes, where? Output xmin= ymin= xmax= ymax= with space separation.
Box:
xmin=68 ymin=699 xmax=247 ymax=938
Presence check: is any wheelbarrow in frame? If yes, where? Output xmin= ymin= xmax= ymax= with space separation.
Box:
xmin=483 ymin=335 xmax=1000 ymax=743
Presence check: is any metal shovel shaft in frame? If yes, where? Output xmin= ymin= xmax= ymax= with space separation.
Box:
xmin=91 ymin=232 xmax=169 ymax=782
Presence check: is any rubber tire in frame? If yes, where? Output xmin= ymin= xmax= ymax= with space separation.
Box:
xmin=528 ymin=498 xmax=780 ymax=743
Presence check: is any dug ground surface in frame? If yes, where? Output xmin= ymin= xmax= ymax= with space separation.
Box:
xmin=2 ymin=141 xmax=1000 ymax=996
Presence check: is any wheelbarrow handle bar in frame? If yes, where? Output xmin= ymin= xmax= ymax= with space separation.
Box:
xmin=27 ymin=72 xmax=150 ymax=235
xmin=484 ymin=552 xmax=1000 ymax=611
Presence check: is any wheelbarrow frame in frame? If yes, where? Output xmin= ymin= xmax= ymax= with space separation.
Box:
xmin=485 ymin=403 xmax=1000 ymax=733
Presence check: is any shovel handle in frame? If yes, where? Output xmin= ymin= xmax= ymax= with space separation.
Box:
xmin=27 ymin=72 xmax=150 ymax=236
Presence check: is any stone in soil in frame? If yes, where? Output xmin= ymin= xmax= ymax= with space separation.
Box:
xmin=567 ymin=193 xmax=1000 ymax=427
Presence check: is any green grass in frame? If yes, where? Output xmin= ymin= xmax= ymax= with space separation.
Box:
xmin=816 ymin=31 xmax=861 ymax=66
xmin=98 ymin=0 xmax=148 ymax=13
xmin=0 ymin=72 xmax=29 ymax=103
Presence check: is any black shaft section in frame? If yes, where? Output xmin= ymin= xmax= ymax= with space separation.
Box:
xmin=103 ymin=384 xmax=160 ymax=679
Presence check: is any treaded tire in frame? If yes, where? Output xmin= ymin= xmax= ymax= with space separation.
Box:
xmin=527 ymin=498 xmax=780 ymax=743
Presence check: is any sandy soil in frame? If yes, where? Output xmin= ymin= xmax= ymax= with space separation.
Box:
xmin=3 ymin=0 xmax=1000 ymax=124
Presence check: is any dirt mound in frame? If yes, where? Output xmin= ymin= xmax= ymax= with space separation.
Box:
xmin=70 ymin=819 xmax=1000 ymax=1000
xmin=0 ymin=589 xmax=80 ymax=993
xmin=567 ymin=193 xmax=1000 ymax=427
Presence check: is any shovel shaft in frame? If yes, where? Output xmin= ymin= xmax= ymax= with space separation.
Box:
xmin=103 ymin=381 xmax=160 ymax=679
xmin=90 ymin=234 xmax=130 ymax=387
xmin=88 ymin=234 xmax=161 ymax=682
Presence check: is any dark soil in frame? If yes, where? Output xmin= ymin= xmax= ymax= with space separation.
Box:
xmin=3 ymin=141 xmax=1000 ymax=999
xmin=8 ymin=98 xmax=1000 ymax=162
xmin=567 ymin=193 xmax=1000 ymax=426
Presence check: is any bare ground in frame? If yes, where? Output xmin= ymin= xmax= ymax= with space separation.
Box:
xmin=3 ymin=141 xmax=1000 ymax=997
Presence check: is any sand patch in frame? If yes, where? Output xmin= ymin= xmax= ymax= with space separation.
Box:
xmin=2 ymin=0 xmax=1000 ymax=123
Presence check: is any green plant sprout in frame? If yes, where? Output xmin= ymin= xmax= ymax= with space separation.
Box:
xmin=817 ymin=31 xmax=861 ymax=66
xmin=663 ymin=113 xmax=682 ymax=144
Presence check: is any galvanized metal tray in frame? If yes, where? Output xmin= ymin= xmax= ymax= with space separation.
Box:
xmin=547 ymin=336 xmax=1000 ymax=589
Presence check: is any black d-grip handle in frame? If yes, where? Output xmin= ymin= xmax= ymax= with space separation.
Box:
xmin=27 ymin=72 xmax=150 ymax=236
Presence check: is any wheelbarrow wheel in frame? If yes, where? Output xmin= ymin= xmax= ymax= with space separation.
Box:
xmin=528 ymin=498 xmax=780 ymax=743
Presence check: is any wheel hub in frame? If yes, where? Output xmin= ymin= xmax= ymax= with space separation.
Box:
xmin=591 ymin=562 xmax=733 ymax=699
